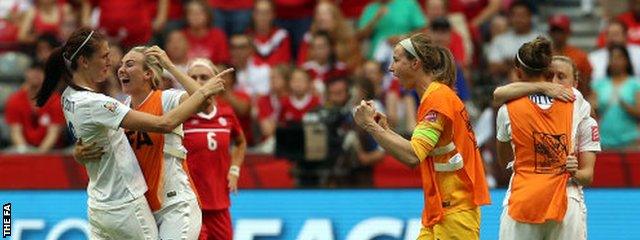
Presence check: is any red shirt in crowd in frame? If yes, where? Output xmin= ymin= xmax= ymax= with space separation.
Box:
xmin=0 ymin=19 xmax=19 ymax=52
xmin=4 ymin=89 xmax=64 ymax=147
xmin=183 ymin=103 xmax=243 ymax=210
xmin=92 ymin=0 xmax=152 ymax=48
xmin=278 ymin=94 xmax=320 ymax=125
xmin=250 ymin=28 xmax=292 ymax=66
xmin=447 ymin=0 xmax=488 ymax=24
xmin=147 ymin=0 xmax=183 ymax=22
xmin=209 ymin=0 xmax=254 ymax=10
xmin=597 ymin=12 xmax=640 ymax=47
xmin=183 ymin=27 xmax=230 ymax=64
xmin=296 ymin=31 xmax=312 ymax=65
xmin=273 ymin=0 xmax=315 ymax=20
xmin=302 ymin=61 xmax=349 ymax=83
xmin=257 ymin=94 xmax=281 ymax=122
xmin=449 ymin=31 xmax=467 ymax=66
xmin=32 ymin=3 xmax=65 ymax=38
xmin=339 ymin=0 xmax=370 ymax=19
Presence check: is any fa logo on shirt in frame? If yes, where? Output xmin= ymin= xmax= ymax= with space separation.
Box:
xmin=125 ymin=130 xmax=154 ymax=149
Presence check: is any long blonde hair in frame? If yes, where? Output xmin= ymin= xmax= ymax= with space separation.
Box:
xmin=129 ymin=46 xmax=163 ymax=90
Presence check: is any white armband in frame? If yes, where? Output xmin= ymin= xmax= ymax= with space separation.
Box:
xmin=229 ymin=165 xmax=240 ymax=177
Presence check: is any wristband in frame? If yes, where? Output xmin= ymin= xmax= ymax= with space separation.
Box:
xmin=229 ymin=165 xmax=240 ymax=177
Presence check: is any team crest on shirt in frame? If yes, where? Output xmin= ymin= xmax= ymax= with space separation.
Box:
xmin=103 ymin=102 xmax=118 ymax=113
xmin=591 ymin=126 xmax=600 ymax=142
xmin=218 ymin=117 xmax=227 ymax=126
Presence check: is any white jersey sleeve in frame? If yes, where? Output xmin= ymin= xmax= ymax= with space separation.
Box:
xmin=496 ymin=105 xmax=511 ymax=142
xmin=88 ymin=94 xmax=131 ymax=130
xmin=161 ymin=89 xmax=188 ymax=157
xmin=576 ymin=117 xmax=601 ymax=152
xmin=161 ymin=89 xmax=187 ymax=113
xmin=572 ymin=88 xmax=591 ymax=121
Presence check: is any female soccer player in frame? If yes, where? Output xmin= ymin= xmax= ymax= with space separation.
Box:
xmin=115 ymin=45 xmax=226 ymax=239
xmin=493 ymin=55 xmax=598 ymax=239
xmin=182 ymin=58 xmax=247 ymax=240
xmin=495 ymin=37 xmax=591 ymax=239
xmin=353 ymin=33 xmax=490 ymax=239
xmin=35 ymin=27 xmax=227 ymax=239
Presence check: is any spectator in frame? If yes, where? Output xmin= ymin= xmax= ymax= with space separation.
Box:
xmin=427 ymin=0 xmax=477 ymax=68
xmin=298 ymin=1 xmax=360 ymax=69
xmin=358 ymin=0 xmax=426 ymax=59
xmin=0 ymin=0 xmax=30 ymax=52
xmin=165 ymin=30 xmax=189 ymax=70
xmin=182 ymin=0 xmax=230 ymax=64
xmin=81 ymin=0 xmax=167 ymax=49
xmin=210 ymin=0 xmax=253 ymax=36
xmin=32 ymin=33 xmax=60 ymax=64
xmin=147 ymin=0 xmax=183 ymax=46
xmin=58 ymin=2 xmax=78 ymax=42
xmin=548 ymin=14 xmax=593 ymax=98
xmin=487 ymin=1 xmax=540 ymax=81
xmin=429 ymin=19 xmax=472 ymax=102
xmin=248 ymin=0 xmax=291 ymax=66
xmin=484 ymin=14 xmax=509 ymax=48
xmin=162 ymin=30 xmax=190 ymax=89
xmin=595 ymin=0 xmax=640 ymax=47
xmin=277 ymin=68 xmax=320 ymax=126
xmin=17 ymin=0 xmax=71 ymax=43
xmin=273 ymin=0 xmax=315 ymax=59
xmin=591 ymin=44 xmax=640 ymax=150
xmin=301 ymin=31 xmax=348 ymax=96
xmin=446 ymin=0 xmax=501 ymax=40
xmin=256 ymin=64 xmax=291 ymax=150
xmin=328 ymin=77 xmax=385 ymax=187
xmin=362 ymin=60 xmax=401 ymax=129
xmin=4 ymin=62 xmax=64 ymax=153
xmin=165 ymin=0 xmax=184 ymax=30
xmin=430 ymin=17 xmax=468 ymax=68
xmin=589 ymin=21 xmax=640 ymax=81
xmin=230 ymin=34 xmax=271 ymax=97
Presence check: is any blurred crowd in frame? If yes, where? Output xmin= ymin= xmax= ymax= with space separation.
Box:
xmin=1 ymin=0 xmax=640 ymax=188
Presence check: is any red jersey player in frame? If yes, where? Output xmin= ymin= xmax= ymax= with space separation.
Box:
xmin=183 ymin=59 xmax=247 ymax=240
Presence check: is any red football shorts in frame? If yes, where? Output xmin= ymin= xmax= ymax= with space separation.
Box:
xmin=199 ymin=208 xmax=232 ymax=240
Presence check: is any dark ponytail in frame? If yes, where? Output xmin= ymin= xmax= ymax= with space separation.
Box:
xmin=34 ymin=27 xmax=105 ymax=107
xmin=36 ymin=47 xmax=70 ymax=106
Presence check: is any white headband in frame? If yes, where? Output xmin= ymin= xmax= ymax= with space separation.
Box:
xmin=516 ymin=51 xmax=544 ymax=71
xmin=64 ymin=30 xmax=95 ymax=69
xmin=399 ymin=38 xmax=419 ymax=59
xmin=188 ymin=59 xmax=216 ymax=74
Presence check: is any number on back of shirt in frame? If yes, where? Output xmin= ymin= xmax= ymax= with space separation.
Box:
xmin=207 ymin=132 xmax=218 ymax=151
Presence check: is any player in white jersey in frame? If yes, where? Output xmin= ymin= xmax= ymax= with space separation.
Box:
xmin=35 ymin=28 xmax=228 ymax=240
xmin=493 ymin=55 xmax=599 ymax=239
